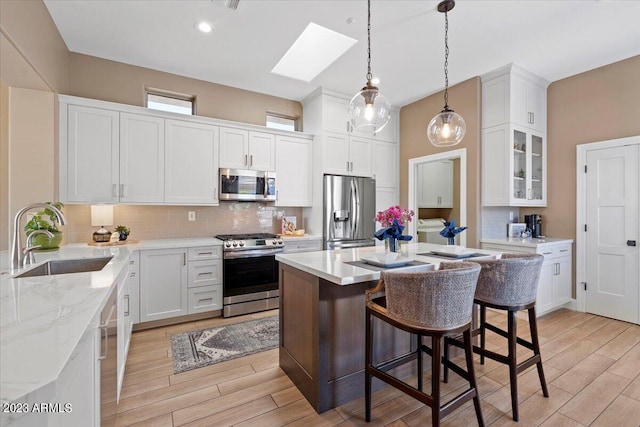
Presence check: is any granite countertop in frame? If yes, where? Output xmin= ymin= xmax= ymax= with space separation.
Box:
xmin=0 ymin=237 xmax=224 ymax=405
xmin=480 ymin=236 xmax=574 ymax=248
xmin=275 ymin=242 xmax=500 ymax=286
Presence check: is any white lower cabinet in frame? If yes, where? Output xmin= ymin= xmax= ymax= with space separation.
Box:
xmin=117 ymin=267 xmax=132 ymax=402
xmin=139 ymin=246 xmax=223 ymax=323
xmin=139 ymin=248 xmax=188 ymax=322
xmin=480 ymin=240 xmax=573 ymax=316
xmin=186 ymin=246 xmax=223 ymax=314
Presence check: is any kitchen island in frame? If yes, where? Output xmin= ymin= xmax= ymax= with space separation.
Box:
xmin=275 ymin=243 xmax=497 ymax=413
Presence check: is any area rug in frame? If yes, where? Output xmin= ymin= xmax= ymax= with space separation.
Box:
xmin=170 ymin=315 xmax=279 ymax=374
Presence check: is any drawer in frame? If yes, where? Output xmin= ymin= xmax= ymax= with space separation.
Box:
xmin=188 ymin=285 xmax=222 ymax=314
xmin=284 ymin=239 xmax=323 ymax=253
xmin=188 ymin=246 xmax=222 ymax=261
xmin=537 ymin=243 xmax=572 ymax=260
xmin=188 ymin=259 xmax=222 ymax=288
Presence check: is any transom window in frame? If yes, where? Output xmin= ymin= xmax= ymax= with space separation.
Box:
xmin=266 ymin=113 xmax=298 ymax=132
xmin=146 ymin=91 xmax=195 ymax=115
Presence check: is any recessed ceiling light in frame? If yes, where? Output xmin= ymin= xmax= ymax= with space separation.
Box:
xmin=271 ymin=22 xmax=358 ymax=82
xmin=197 ymin=22 xmax=213 ymax=33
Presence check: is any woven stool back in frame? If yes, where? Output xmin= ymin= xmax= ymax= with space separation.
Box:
xmin=474 ymin=253 xmax=544 ymax=306
xmin=382 ymin=261 xmax=480 ymax=330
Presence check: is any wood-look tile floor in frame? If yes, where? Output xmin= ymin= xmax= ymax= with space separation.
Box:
xmin=114 ymin=308 xmax=640 ymax=426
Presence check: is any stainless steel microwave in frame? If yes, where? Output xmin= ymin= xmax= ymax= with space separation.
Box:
xmin=219 ymin=168 xmax=276 ymax=201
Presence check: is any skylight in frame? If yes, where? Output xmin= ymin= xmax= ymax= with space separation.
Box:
xmin=271 ymin=22 xmax=357 ymax=82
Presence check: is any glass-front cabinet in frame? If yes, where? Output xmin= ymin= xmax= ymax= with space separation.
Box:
xmin=482 ymin=124 xmax=546 ymax=207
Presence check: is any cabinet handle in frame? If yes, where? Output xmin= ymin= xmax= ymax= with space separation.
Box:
xmin=560 ymin=249 xmax=568 ymax=253
xmin=346 ymin=121 xmax=350 ymax=132
xmin=198 ymin=297 xmax=214 ymax=303
xmin=124 ymin=295 xmax=130 ymax=316
xmin=543 ymin=251 xmax=552 ymax=255
xmin=198 ymin=272 xmax=213 ymax=276
xmin=245 ymin=154 xmax=248 ymax=166
xmin=531 ymin=112 xmax=534 ymax=124
xmin=130 ymin=272 xmax=136 ymax=277
xmin=98 ymin=323 xmax=108 ymax=360
xmin=350 ymin=161 xmax=354 ymax=172
xmin=198 ymin=252 xmax=213 ymax=256
xmin=346 ymin=161 xmax=350 ymax=172
xmin=120 ymin=184 xmax=125 ymax=198
xmin=129 ymin=260 xmax=135 ymax=265
xmin=112 ymin=184 xmax=117 ymax=197
xmin=250 ymin=155 xmax=253 ymax=167
xmin=183 ymin=253 xmax=186 ymax=266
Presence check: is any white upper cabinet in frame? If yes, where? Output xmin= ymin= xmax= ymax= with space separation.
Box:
xmin=165 ymin=119 xmax=219 ymax=205
xmin=275 ymin=134 xmax=313 ymax=206
xmin=64 ymin=105 xmax=119 ymax=203
xmin=119 ymin=113 xmax=165 ymax=203
xmin=417 ymin=160 xmax=453 ymax=208
xmin=481 ymin=65 xmax=548 ymax=207
xmin=372 ymin=139 xmax=398 ymax=189
xmin=219 ymin=127 xmax=275 ymax=171
xmin=481 ymin=64 xmax=548 ymax=133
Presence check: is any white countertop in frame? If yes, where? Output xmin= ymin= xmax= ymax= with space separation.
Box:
xmin=480 ymin=237 xmax=573 ymax=248
xmin=0 ymin=237 xmax=223 ymax=405
xmin=276 ymin=242 xmax=500 ymax=286
xmin=280 ymin=234 xmax=322 ymax=242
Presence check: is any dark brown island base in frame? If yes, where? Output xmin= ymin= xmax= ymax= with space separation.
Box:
xmin=276 ymin=244 xmax=498 ymax=413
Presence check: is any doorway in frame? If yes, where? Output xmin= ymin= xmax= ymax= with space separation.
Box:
xmin=407 ymin=148 xmax=467 ymax=247
xmin=576 ymin=136 xmax=640 ymax=324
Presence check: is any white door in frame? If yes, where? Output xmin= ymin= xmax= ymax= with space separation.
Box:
xmin=348 ymin=136 xmax=372 ymax=177
xmin=248 ymin=131 xmax=275 ymax=171
xmin=139 ymin=249 xmax=188 ymax=322
xmin=322 ymin=132 xmax=350 ymax=175
xmin=275 ymin=135 xmax=312 ymax=207
xmin=585 ymin=144 xmax=639 ymax=323
xmin=219 ymin=127 xmax=248 ymax=169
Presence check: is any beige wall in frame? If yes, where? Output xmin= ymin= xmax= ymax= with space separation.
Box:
xmin=68 ymin=53 xmax=302 ymax=127
xmin=521 ymin=55 xmax=640 ymax=240
xmin=1 ymin=80 xmax=8 ymax=251
xmin=0 ymin=0 xmax=69 ymax=93
xmin=400 ymin=78 xmax=481 ymax=246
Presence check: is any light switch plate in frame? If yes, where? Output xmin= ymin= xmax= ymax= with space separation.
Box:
xmin=188 ymin=211 xmax=196 ymax=221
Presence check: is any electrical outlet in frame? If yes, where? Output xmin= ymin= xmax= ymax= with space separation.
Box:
xmin=188 ymin=211 xmax=196 ymax=222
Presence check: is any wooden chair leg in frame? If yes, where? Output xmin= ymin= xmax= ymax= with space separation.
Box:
xmin=431 ymin=335 xmax=442 ymax=427
xmin=528 ymin=307 xmax=549 ymax=397
xmin=464 ymin=329 xmax=485 ymax=427
xmin=479 ymin=304 xmax=487 ymax=365
xmin=365 ymin=309 xmax=373 ymax=422
xmin=417 ymin=334 xmax=424 ymax=391
xmin=507 ymin=310 xmax=519 ymax=422
xmin=443 ymin=337 xmax=450 ymax=383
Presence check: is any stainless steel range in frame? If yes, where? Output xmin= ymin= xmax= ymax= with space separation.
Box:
xmin=215 ymin=233 xmax=284 ymax=317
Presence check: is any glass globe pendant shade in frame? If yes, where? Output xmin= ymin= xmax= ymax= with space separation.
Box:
xmin=349 ymin=83 xmax=391 ymax=133
xmin=427 ymin=108 xmax=466 ymax=147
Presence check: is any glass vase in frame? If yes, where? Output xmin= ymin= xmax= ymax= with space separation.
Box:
xmin=447 ymin=237 xmax=455 ymax=245
xmin=385 ymin=237 xmax=398 ymax=253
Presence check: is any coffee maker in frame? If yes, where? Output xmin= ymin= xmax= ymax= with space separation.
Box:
xmin=525 ymin=214 xmax=543 ymax=238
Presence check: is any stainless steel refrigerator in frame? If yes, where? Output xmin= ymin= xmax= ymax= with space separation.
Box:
xmin=323 ymin=174 xmax=376 ymax=250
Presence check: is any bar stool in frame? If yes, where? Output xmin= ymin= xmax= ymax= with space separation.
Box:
xmin=444 ymin=253 xmax=547 ymax=422
xmin=365 ymin=261 xmax=484 ymax=427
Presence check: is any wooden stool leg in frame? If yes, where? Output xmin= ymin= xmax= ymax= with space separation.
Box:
xmin=365 ymin=309 xmax=373 ymax=422
xmin=431 ymin=335 xmax=442 ymax=427
xmin=479 ymin=305 xmax=487 ymax=365
xmin=464 ymin=329 xmax=485 ymax=427
xmin=417 ymin=334 xmax=424 ymax=391
xmin=508 ymin=310 xmax=519 ymax=421
xmin=443 ymin=336 xmax=450 ymax=383
xmin=528 ymin=307 xmax=549 ymax=397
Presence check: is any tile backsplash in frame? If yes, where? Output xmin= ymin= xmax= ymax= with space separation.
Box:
xmin=63 ymin=203 xmax=302 ymax=244
xmin=481 ymin=206 xmax=520 ymax=239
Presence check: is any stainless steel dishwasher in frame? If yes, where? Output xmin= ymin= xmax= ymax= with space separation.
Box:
xmin=99 ymin=287 xmax=118 ymax=426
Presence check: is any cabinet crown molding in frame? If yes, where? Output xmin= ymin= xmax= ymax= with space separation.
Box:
xmin=480 ymin=63 xmax=550 ymax=89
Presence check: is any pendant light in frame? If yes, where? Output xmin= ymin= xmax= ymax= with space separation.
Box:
xmin=427 ymin=0 xmax=466 ymax=147
xmin=348 ymin=0 xmax=391 ymax=134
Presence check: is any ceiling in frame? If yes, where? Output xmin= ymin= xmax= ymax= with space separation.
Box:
xmin=43 ymin=0 xmax=640 ymax=107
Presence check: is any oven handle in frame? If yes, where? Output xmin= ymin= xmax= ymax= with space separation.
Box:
xmin=224 ymin=248 xmax=284 ymax=259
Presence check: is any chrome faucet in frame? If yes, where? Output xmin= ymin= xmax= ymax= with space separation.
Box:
xmin=22 ymin=230 xmax=54 ymax=268
xmin=11 ymin=203 xmax=67 ymax=270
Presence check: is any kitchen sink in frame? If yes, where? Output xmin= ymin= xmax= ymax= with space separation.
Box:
xmin=15 ymin=256 xmax=114 ymax=278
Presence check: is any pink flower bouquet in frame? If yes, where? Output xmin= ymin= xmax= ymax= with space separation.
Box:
xmin=375 ymin=205 xmax=415 ymax=227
